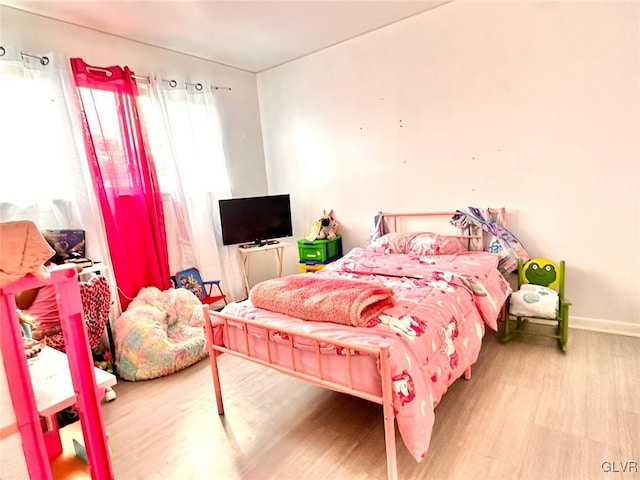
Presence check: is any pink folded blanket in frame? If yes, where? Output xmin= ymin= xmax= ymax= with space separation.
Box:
xmin=250 ymin=274 xmax=394 ymax=327
xmin=0 ymin=220 xmax=54 ymax=288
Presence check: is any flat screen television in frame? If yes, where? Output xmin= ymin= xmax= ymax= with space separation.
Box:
xmin=219 ymin=194 xmax=293 ymax=246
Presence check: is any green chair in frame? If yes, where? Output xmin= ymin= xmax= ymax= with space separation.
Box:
xmin=501 ymin=258 xmax=570 ymax=353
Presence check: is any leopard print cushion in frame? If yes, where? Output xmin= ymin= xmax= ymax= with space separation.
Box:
xmin=47 ymin=275 xmax=111 ymax=353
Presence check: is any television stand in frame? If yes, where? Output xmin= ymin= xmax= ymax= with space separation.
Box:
xmin=239 ymin=239 xmax=280 ymax=249
xmin=238 ymin=242 xmax=289 ymax=296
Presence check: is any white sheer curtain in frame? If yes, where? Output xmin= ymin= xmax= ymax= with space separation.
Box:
xmin=137 ymin=78 xmax=245 ymax=302
xmin=0 ymin=44 xmax=118 ymax=310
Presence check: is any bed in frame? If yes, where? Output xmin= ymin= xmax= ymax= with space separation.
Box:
xmin=203 ymin=211 xmax=512 ymax=480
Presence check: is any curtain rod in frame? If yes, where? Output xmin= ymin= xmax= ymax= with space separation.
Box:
xmin=132 ymin=74 xmax=231 ymax=91
xmin=22 ymin=52 xmax=50 ymax=65
xmin=0 ymin=46 xmax=50 ymax=66
xmin=0 ymin=46 xmax=232 ymax=91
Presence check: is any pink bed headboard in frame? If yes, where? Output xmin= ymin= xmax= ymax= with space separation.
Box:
xmin=379 ymin=208 xmax=506 ymax=252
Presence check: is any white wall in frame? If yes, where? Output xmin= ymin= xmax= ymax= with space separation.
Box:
xmin=0 ymin=5 xmax=269 ymax=200
xmin=257 ymin=1 xmax=640 ymax=334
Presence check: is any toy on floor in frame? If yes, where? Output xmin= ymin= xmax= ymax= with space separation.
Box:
xmin=74 ymin=431 xmax=112 ymax=463
xmin=94 ymin=350 xmax=117 ymax=401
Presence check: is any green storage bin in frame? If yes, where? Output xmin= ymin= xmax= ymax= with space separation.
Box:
xmin=297 ymin=235 xmax=343 ymax=264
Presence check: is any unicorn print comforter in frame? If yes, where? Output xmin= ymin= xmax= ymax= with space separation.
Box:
xmin=219 ymin=247 xmax=510 ymax=462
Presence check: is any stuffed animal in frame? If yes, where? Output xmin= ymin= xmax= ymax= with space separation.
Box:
xmin=317 ymin=214 xmax=337 ymax=240
xmin=305 ymin=209 xmax=339 ymax=242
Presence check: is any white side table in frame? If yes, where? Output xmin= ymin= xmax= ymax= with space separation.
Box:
xmin=238 ymin=242 xmax=289 ymax=296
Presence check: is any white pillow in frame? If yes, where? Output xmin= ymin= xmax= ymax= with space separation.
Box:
xmin=509 ymin=284 xmax=558 ymax=319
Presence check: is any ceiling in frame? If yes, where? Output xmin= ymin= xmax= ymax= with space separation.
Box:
xmin=1 ymin=0 xmax=450 ymax=73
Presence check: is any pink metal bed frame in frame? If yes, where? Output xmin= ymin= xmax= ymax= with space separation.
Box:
xmin=203 ymin=210 xmax=505 ymax=480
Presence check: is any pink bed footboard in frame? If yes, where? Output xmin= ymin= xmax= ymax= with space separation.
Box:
xmin=203 ymin=307 xmax=400 ymax=480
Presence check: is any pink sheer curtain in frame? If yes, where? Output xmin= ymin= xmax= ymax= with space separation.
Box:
xmin=70 ymin=58 xmax=170 ymax=309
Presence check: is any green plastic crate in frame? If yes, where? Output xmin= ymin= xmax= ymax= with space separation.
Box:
xmin=297 ymin=235 xmax=343 ymax=264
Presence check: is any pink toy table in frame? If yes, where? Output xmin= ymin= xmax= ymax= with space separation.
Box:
xmin=0 ymin=265 xmax=115 ymax=479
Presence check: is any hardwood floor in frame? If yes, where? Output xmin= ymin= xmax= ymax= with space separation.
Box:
xmin=2 ymin=328 xmax=638 ymax=479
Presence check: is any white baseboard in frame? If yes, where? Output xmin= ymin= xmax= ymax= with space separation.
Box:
xmin=569 ymin=316 xmax=640 ymax=337
xmin=530 ymin=316 xmax=640 ymax=338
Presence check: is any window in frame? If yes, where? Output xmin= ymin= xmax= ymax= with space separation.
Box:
xmin=0 ymin=63 xmax=77 ymax=205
